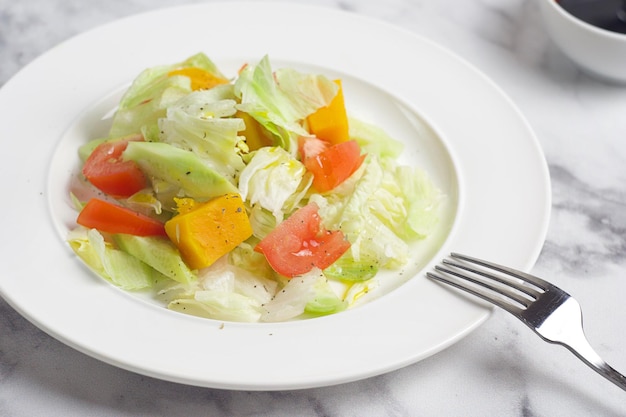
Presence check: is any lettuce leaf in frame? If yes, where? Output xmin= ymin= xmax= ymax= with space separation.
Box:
xmin=118 ymin=53 xmax=227 ymax=110
xmin=110 ymin=78 xmax=190 ymax=141
xmin=349 ymin=116 xmax=404 ymax=159
xmin=168 ymin=292 xmax=263 ymax=322
xmin=238 ymin=146 xmax=312 ymax=224
xmin=158 ymin=85 xmax=246 ymax=181
xmin=311 ymin=154 xmax=440 ymax=270
xmin=304 ymin=276 xmax=347 ymax=316
xmin=260 ymin=269 xmax=321 ymax=322
xmin=259 ymin=269 xmax=347 ymax=321
xmin=234 ymin=55 xmax=338 ymax=153
xmin=160 ymin=256 xmax=277 ymax=322
xmin=67 ymin=227 xmax=163 ymax=290
xmin=110 ymin=53 xmax=228 ymax=141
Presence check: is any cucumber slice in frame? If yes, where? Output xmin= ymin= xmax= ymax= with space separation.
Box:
xmin=114 ymin=234 xmax=196 ymax=284
xmin=122 ymin=141 xmax=238 ymax=200
xmin=69 ymin=228 xmax=164 ymax=290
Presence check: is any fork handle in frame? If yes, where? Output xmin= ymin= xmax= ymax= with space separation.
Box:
xmin=568 ymin=346 xmax=626 ymax=391
xmin=561 ymin=332 xmax=626 ymax=391
xmin=588 ymin=361 xmax=626 ymax=392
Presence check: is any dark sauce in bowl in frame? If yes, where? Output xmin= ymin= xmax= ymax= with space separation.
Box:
xmin=557 ymin=0 xmax=626 ymax=33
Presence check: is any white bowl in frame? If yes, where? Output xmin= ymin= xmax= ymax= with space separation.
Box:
xmin=538 ymin=0 xmax=626 ymax=83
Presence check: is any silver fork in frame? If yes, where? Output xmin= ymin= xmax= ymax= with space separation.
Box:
xmin=427 ymin=252 xmax=626 ymax=391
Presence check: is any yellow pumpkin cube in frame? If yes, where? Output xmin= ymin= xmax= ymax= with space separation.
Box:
xmin=306 ymin=80 xmax=350 ymax=145
xmin=167 ymin=67 xmax=230 ymax=91
xmin=165 ymin=194 xmax=252 ymax=270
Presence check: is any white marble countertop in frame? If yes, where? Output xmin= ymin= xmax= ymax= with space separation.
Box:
xmin=2 ymin=0 xmax=626 ymax=415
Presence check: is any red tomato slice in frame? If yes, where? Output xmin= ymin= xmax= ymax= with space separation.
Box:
xmin=302 ymin=139 xmax=366 ymax=192
xmin=255 ymin=203 xmax=350 ymax=277
xmin=82 ymin=136 xmax=147 ymax=198
xmin=77 ymin=198 xmax=167 ymax=237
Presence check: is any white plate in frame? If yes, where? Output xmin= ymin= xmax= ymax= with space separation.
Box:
xmin=0 ymin=3 xmax=550 ymax=390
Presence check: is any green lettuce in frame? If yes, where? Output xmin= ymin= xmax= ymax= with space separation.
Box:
xmin=260 ymin=269 xmax=320 ymax=322
xmin=238 ymin=146 xmax=312 ymax=225
xmin=159 ymin=256 xmax=277 ymax=322
xmin=234 ymin=55 xmax=338 ymax=153
xmin=67 ymin=227 xmax=163 ymax=290
xmin=118 ymin=52 xmax=227 ymax=110
xmin=304 ymin=276 xmax=347 ymax=316
xmin=158 ymin=85 xmax=246 ymax=180
xmin=311 ymin=154 xmax=441 ymax=272
xmin=259 ymin=269 xmax=347 ymax=321
xmin=349 ymin=116 xmax=404 ymax=159
xmin=110 ymin=77 xmax=190 ymax=141
xmin=168 ymin=292 xmax=263 ymax=322
xmin=109 ymin=53 xmax=228 ymax=141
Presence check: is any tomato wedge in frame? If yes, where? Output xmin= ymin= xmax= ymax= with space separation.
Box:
xmin=77 ymin=198 xmax=167 ymax=237
xmin=255 ymin=203 xmax=350 ymax=277
xmin=82 ymin=137 xmax=147 ymax=198
xmin=300 ymin=138 xmax=366 ymax=193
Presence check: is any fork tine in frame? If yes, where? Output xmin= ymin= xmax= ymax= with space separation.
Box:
xmin=450 ymin=253 xmax=552 ymax=292
xmin=427 ymin=266 xmax=525 ymax=316
xmin=443 ymin=258 xmax=543 ymax=301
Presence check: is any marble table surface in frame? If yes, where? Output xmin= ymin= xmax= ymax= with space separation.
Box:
xmin=2 ymin=0 xmax=626 ymax=415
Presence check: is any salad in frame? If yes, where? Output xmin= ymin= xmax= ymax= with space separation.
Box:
xmin=67 ymin=53 xmax=442 ymax=323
